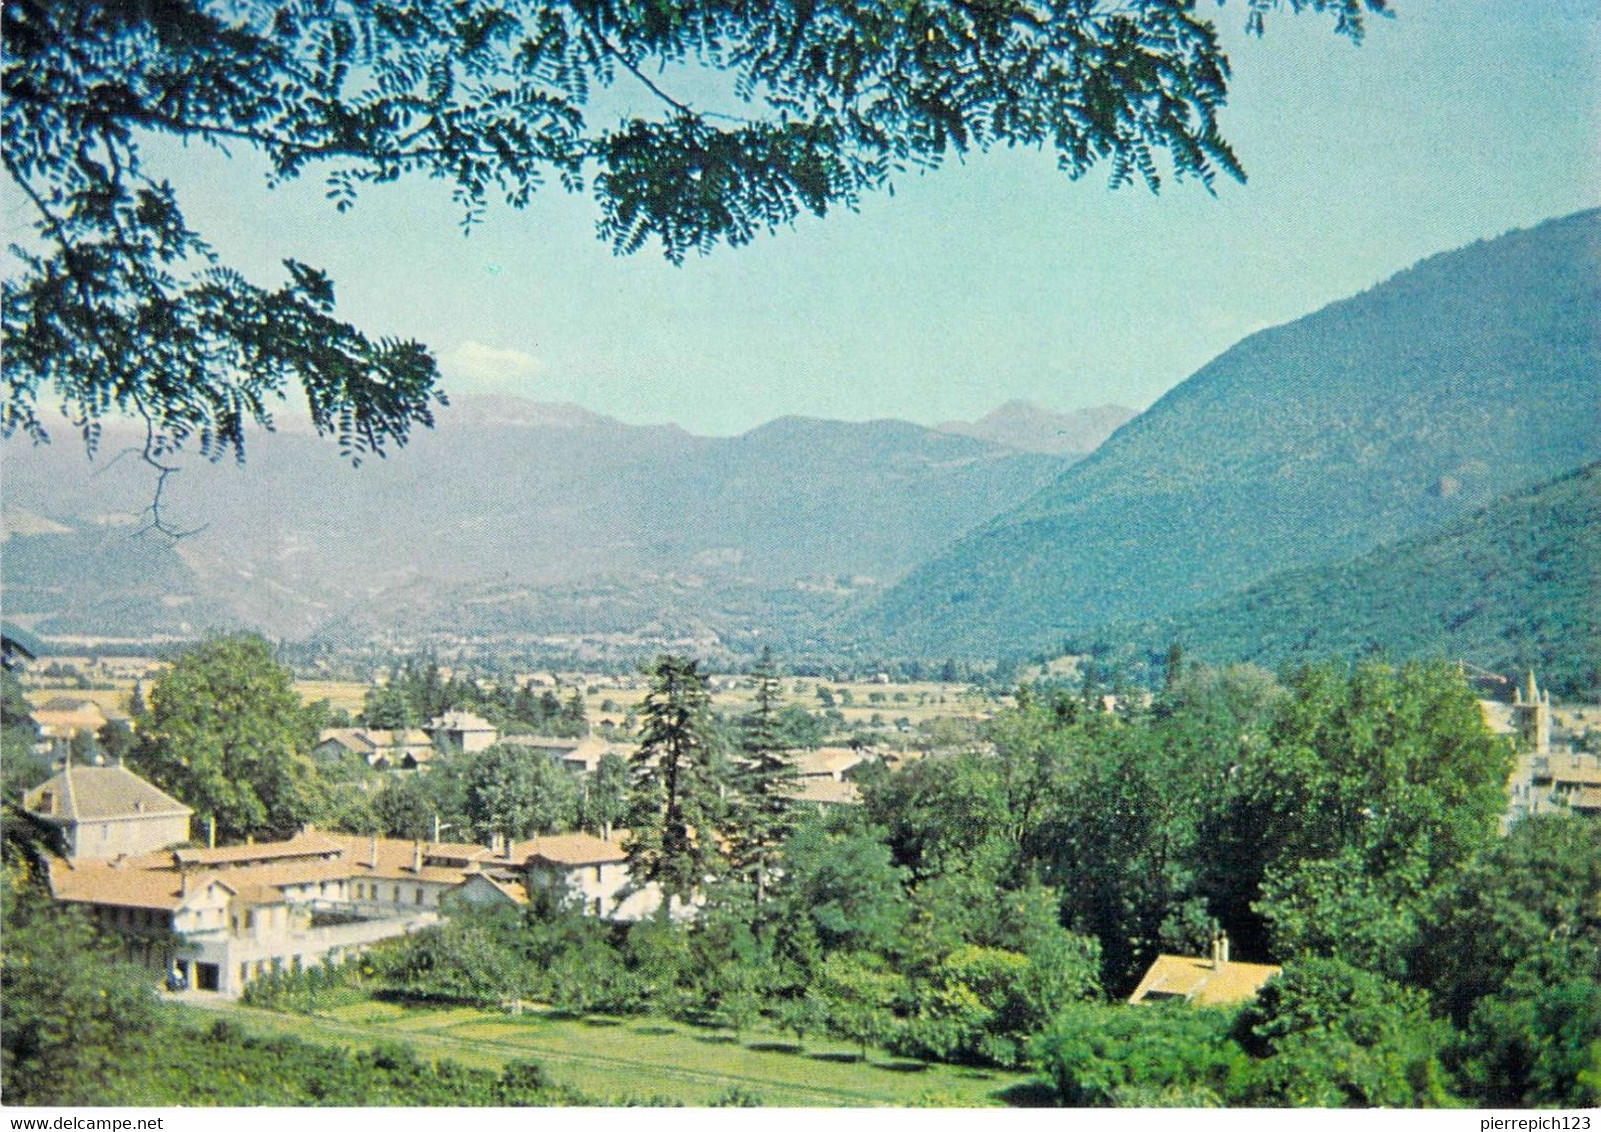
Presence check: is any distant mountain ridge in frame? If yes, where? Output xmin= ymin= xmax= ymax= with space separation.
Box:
xmin=937 ymin=401 xmax=1137 ymax=456
xmin=1 ymin=399 xmax=1072 ymax=647
xmin=853 ymin=210 xmax=1601 ymax=657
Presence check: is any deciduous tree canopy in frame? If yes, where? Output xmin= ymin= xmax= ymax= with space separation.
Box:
xmin=133 ymin=633 xmax=319 ymax=842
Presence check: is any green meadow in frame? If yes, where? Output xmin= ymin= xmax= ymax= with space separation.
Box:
xmin=175 ymin=997 xmax=1041 ymax=1107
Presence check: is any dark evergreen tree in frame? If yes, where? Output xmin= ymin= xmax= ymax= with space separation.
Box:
xmin=726 ymin=648 xmax=799 ymax=904
xmin=624 ymin=656 xmax=725 ymax=913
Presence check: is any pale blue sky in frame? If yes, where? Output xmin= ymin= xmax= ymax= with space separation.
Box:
xmin=150 ymin=1 xmax=1601 ymax=435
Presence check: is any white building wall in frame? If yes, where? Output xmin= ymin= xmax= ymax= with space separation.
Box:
xmin=68 ymin=814 xmax=191 ymax=859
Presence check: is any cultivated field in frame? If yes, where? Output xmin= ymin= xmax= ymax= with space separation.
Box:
xmin=175 ymin=997 xmax=1039 ymax=1107
xmin=21 ymin=653 xmax=1005 ymax=749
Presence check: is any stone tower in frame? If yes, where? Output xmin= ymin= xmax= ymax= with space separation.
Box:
xmin=1511 ymin=670 xmax=1551 ymax=755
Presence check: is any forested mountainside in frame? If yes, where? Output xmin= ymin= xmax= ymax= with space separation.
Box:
xmin=855 ymin=210 xmax=1601 ymax=657
xmin=1089 ymin=463 xmax=1601 ymax=697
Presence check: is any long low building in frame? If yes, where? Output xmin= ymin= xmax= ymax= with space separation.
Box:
xmin=25 ymin=765 xmax=664 ymax=997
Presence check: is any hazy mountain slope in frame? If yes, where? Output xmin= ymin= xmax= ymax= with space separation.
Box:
xmin=1098 ymin=463 xmax=1601 ymax=696
xmin=855 ymin=210 xmax=1601 ymax=657
xmin=937 ymin=401 xmax=1137 ymax=457
xmin=1 ymin=402 xmax=1065 ymax=643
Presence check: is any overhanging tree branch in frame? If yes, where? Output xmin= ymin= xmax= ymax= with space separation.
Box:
xmin=3 ymin=0 xmax=1390 ymax=474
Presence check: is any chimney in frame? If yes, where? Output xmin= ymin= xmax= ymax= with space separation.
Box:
xmin=412 ymin=840 xmax=424 ymax=873
xmin=180 ymin=871 xmax=189 ymax=898
xmin=369 ymin=833 xmax=379 ymax=869
xmin=207 ymin=816 xmax=216 ymax=849
xmin=1210 ymin=930 xmax=1222 ymax=970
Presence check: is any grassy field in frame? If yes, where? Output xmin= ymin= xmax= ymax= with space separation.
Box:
xmin=293 ymin=679 xmax=372 ymax=715
xmin=174 ymin=996 xmax=1042 ymax=1107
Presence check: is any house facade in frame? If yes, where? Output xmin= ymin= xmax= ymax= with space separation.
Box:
xmin=23 ymin=764 xmax=193 ymax=858
xmin=518 ymin=832 xmax=667 ymax=920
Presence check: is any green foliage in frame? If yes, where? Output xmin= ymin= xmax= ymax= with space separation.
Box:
xmin=863 ymin=750 xmax=1011 ymax=883
xmin=900 ymin=944 xmax=1081 ymax=1068
xmin=0 ymin=872 xmax=163 ymax=1105
xmin=710 ymin=1085 xmax=766 ymax=1106
xmin=814 ymin=952 xmax=908 ymax=1062
xmin=1036 ymin=719 xmax=1212 ymax=993
xmin=579 ymin=751 xmax=631 ymax=836
xmin=1250 ymin=661 xmax=1513 ymax=978
xmin=773 ymin=815 xmax=908 ymax=954
xmin=723 ymin=648 xmax=799 ymax=901
xmin=1 ymin=669 xmax=50 ymax=797
xmin=362 ymin=685 xmax=418 ymax=731
xmin=1453 ymin=980 xmax=1601 ymax=1108
xmin=119 ymin=1019 xmax=586 ymax=1105
xmin=132 ymin=634 xmax=323 ymax=842
xmin=372 ymin=915 xmax=529 ymax=1007
xmin=373 ymin=774 xmax=439 ymax=840
xmin=1031 ymin=1003 xmax=1248 ymax=1107
xmin=1232 ymin=958 xmax=1452 ymax=1107
xmin=463 ymin=741 xmax=578 ymax=841
xmin=0 ymin=666 xmax=34 ymax=729
xmin=1416 ymin=813 xmax=1601 ymax=1025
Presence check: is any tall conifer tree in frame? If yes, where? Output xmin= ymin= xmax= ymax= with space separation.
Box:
xmin=624 ymin=656 xmax=724 ymax=914
xmin=727 ymin=648 xmax=799 ymax=904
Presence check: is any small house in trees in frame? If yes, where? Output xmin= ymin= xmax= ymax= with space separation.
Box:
xmin=518 ymin=831 xmax=664 ymax=920
xmin=23 ymin=764 xmax=192 ymax=858
xmin=1127 ymin=933 xmax=1281 ymax=1007
xmin=500 ymin=734 xmax=627 ymax=774
xmin=453 ymin=872 xmax=531 ymax=907
xmin=426 ymin=709 xmax=498 ymax=753
xmin=793 ymin=746 xmax=870 ymax=782
xmin=313 ymin=727 xmax=436 ymax=770
xmin=30 ymin=695 xmax=126 ymax=741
